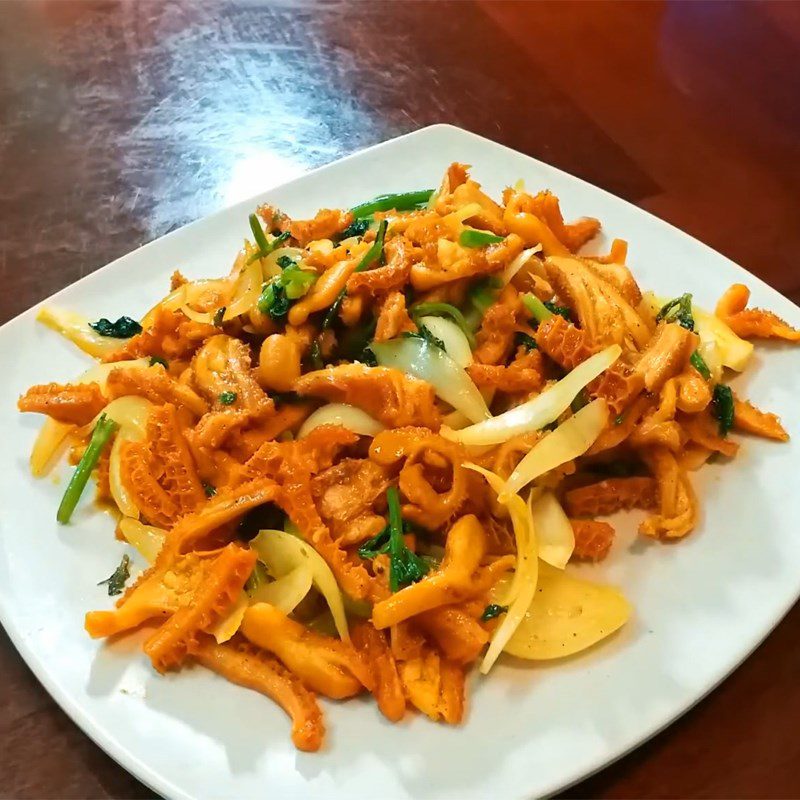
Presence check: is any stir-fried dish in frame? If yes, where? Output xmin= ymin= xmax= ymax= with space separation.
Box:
xmin=18 ymin=164 xmax=799 ymax=751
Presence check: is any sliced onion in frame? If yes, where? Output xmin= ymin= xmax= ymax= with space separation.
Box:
xmin=141 ymin=286 xmax=186 ymax=328
xmin=222 ymin=256 xmax=263 ymax=321
xmin=443 ymin=344 xmax=620 ymax=446
xmin=99 ymin=396 xmax=154 ymax=518
xmin=694 ymin=304 xmax=753 ymax=372
xmin=28 ymin=359 xmax=151 ymax=477
xmin=36 ymin=307 xmax=123 ymax=359
xmin=30 ymin=419 xmax=73 ymax=478
xmin=698 ymin=338 xmax=723 ymax=384
xmin=417 ymin=315 xmax=473 ymax=368
xmin=248 ymin=564 xmax=314 ymax=613
xmin=528 ymin=488 xmax=574 ymax=569
xmin=464 ymin=464 xmax=539 ymax=674
xmin=118 ymin=517 xmax=165 ymax=562
xmin=251 ymin=529 xmax=350 ymax=641
xmin=642 ymin=292 xmax=753 ymax=372
xmin=371 ymin=336 xmax=490 ymax=424
xmin=298 ymin=403 xmax=384 ymax=439
xmin=504 ymin=398 xmax=608 ymax=497
xmin=502 ymin=245 xmax=542 ymax=284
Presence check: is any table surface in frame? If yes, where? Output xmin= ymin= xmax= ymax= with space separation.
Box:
xmin=2 ymin=1 xmax=800 ymax=797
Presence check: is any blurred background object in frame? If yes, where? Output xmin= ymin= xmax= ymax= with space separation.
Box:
xmin=1 ymin=1 xmax=799 ymax=798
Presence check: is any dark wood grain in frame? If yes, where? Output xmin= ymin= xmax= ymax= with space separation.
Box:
xmin=1 ymin=1 xmax=799 ymax=798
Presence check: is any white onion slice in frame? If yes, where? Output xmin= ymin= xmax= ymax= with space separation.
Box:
xmin=371 ymin=336 xmax=490 ymax=424
xmin=504 ymin=398 xmax=608 ymax=497
xmin=36 ymin=307 xmax=123 ymax=358
xmin=298 ymin=403 xmax=384 ymax=439
xmin=251 ymin=529 xmax=350 ymax=641
xmin=502 ymin=245 xmax=542 ymax=284
xmin=417 ymin=315 xmax=473 ymax=368
xmin=443 ymin=345 xmax=620 ymax=446
xmin=464 ymin=464 xmax=539 ymax=674
xmin=248 ymin=564 xmax=314 ymax=614
xmin=528 ymin=488 xmax=574 ymax=569
xmin=118 ymin=517 xmax=165 ymax=563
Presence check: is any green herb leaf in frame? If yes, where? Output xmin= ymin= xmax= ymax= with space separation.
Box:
xmin=480 ymin=603 xmax=508 ymax=622
xmin=570 ymin=388 xmax=589 ymax=413
xmin=357 ymin=526 xmax=391 ymax=560
xmin=354 ymin=219 xmax=389 ymax=274
xmin=277 ymin=254 xmax=295 ymax=269
xmin=203 ymin=483 xmax=217 ymax=498
xmin=281 ymin=263 xmax=317 ymax=300
xmin=244 ymin=561 xmax=270 ymax=595
xmin=405 ymin=325 xmax=446 ymax=352
xmin=614 ymin=413 xmax=625 ymax=425
xmin=350 ymin=190 xmax=434 ymax=219
xmin=57 ymin=413 xmax=118 ymax=524
xmin=149 ymin=356 xmax=168 ymax=369
xmin=257 ymin=280 xmax=290 ymax=320
xmin=543 ymin=300 xmax=572 ymax=320
xmin=357 ymin=488 xmax=430 ymax=591
xmin=514 ymin=331 xmax=538 ymax=351
xmin=213 ymin=306 xmax=226 ymax=327
xmin=459 ymin=228 xmax=505 ymax=248
xmin=89 ymin=316 xmax=142 ymax=338
xmin=98 ymin=554 xmax=131 ymax=596
xmin=711 ymin=384 xmax=735 ymax=436
xmin=690 ymin=350 xmax=711 ymax=380
xmin=219 ymin=391 xmax=237 ymax=406
xmin=339 ymin=217 xmax=371 ymax=240
xmin=410 ymin=301 xmax=476 ymax=347
xmin=386 ymin=486 xmax=429 ymax=592
xmin=656 ymin=293 xmax=695 ymax=331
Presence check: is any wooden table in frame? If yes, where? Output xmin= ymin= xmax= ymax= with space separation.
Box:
xmin=2 ymin=1 xmax=799 ymax=797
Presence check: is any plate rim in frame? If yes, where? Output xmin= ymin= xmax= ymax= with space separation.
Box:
xmin=2 ymin=122 xmax=799 ymax=800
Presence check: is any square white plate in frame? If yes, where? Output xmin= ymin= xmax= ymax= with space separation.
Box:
xmin=2 ymin=124 xmax=800 ymax=800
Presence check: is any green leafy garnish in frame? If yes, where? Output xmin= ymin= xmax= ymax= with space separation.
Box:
xmin=570 ymin=389 xmax=589 ymax=413
xmin=514 ymin=331 xmax=538 ymax=351
xmin=257 ymin=261 xmax=316 ymax=320
xmin=459 ymin=228 xmax=505 ymax=248
xmin=711 ymin=384 xmax=735 ymax=436
xmin=480 ymin=603 xmax=508 ymax=622
xmin=149 ymin=356 xmax=168 ymax=369
xmin=219 ymin=391 xmax=237 ymax=405
xmin=354 ymin=219 xmax=389 ymax=273
xmin=244 ymin=561 xmax=270 ymax=595
xmin=339 ymin=218 xmax=371 ymax=240
xmin=213 ymin=306 xmax=226 ymax=327
xmin=313 ymin=220 xmax=388 ymax=365
xmin=257 ymin=281 xmax=289 ymax=320
xmin=657 ymin=293 xmax=695 ymax=331
xmin=464 ymin=275 xmax=502 ymax=330
xmin=98 ymin=554 xmax=131 ymax=596
xmin=614 ymin=413 xmax=625 ymax=425
xmin=543 ymin=300 xmax=572 ymax=320
xmin=359 ymin=487 xmax=429 ymax=592
xmin=410 ymin=301 xmax=476 ymax=347
xmin=404 ymin=325 xmax=446 ymax=352
xmin=89 ymin=316 xmax=142 ymax=338
xmin=350 ymin=190 xmax=434 ymax=219
xmin=277 ymin=254 xmax=295 ymax=270
xmin=690 ymin=350 xmax=711 ymax=380
xmin=203 ymin=483 xmax=217 ymax=498
xmin=57 ymin=413 xmax=118 ymax=524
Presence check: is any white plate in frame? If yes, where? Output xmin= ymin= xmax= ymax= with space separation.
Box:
xmin=2 ymin=124 xmax=800 ymax=800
